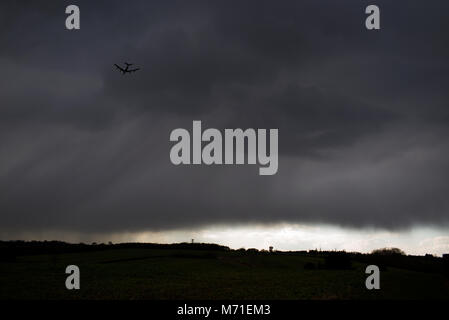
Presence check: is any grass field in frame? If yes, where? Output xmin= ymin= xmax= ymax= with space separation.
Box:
xmin=1 ymin=243 xmax=449 ymax=300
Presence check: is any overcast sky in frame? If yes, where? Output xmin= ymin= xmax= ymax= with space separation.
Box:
xmin=1 ymin=1 xmax=448 ymax=251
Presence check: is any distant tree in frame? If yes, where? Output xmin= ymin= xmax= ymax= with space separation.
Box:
xmin=371 ymin=247 xmax=405 ymax=256
xmin=443 ymin=254 xmax=449 ymax=277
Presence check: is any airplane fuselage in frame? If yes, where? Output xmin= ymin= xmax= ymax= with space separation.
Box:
xmin=114 ymin=62 xmax=140 ymax=74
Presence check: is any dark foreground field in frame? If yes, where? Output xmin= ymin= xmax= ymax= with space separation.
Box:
xmin=1 ymin=241 xmax=448 ymax=300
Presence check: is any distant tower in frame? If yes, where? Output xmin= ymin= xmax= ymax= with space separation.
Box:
xmin=191 ymin=239 xmax=194 ymax=244
xmin=269 ymin=246 xmax=273 ymax=253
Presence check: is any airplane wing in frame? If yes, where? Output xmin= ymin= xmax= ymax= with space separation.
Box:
xmin=114 ymin=64 xmax=125 ymax=73
xmin=128 ymin=68 xmax=140 ymax=73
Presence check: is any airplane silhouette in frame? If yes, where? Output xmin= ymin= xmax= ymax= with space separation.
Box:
xmin=114 ymin=62 xmax=140 ymax=74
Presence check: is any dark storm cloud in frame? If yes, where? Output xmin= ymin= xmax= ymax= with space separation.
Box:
xmin=0 ymin=0 xmax=449 ymax=234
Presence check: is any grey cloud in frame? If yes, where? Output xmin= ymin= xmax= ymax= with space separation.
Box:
xmin=0 ymin=0 xmax=449 ymax=234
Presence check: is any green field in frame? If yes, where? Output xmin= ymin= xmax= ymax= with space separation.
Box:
xmin=1 ymin=244 xmax=448 ymax=300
